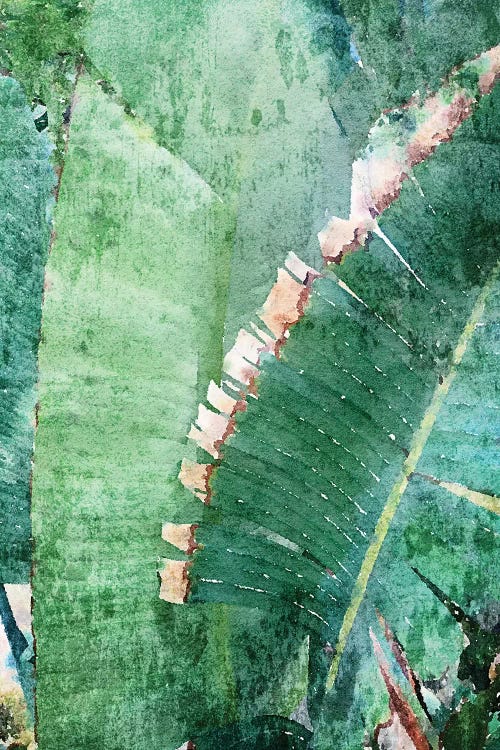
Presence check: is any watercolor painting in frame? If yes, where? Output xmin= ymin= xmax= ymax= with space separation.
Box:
xmin=0 ymin=2 xmax=499 ymax=749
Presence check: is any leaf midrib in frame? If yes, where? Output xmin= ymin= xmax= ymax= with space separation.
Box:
xmin=326 ymin=260 xmax=500 ymax=690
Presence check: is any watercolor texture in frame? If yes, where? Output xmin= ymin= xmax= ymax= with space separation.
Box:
xmin=0 ymin=2 xmax=499 ymax=749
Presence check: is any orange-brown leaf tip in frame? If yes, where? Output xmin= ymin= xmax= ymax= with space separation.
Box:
xmin=222 ymin=329 xmax=264 ymax=385
xmin=376 ymin=713 xmax=419 ymax=750
xmin=178 ymin=459 xmax=210 ymax=494
xmin=319 ymin=217 xmax=369 ymax=262
xmin=159 ymin=559 xmax=190 ymax=603
xmin=250 ymin=321 xmax=276 ymax=347
xmin=489 ymin=653 xmax=500 ymax=682
xmin=162 ymin=523 xmax=198 ymax=554
xmin=371 ymin=630 xmax=431 ymax=750
xmin=207 ymin=380 xmax=237 ymax=414
xmin=259 ymin=268 xmax=308 ymax=338
xmin=187 ymin=424 xmax=219 ymax=458
xmin=285 ymin=252 xmax=321 ymax=284
xmin=188 ymin=404 xmax=230 ymax=457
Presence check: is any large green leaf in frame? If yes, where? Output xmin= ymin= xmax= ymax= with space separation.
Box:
xmin=177 ymin=715 xmax=312 ymax=750
xmin=3 ymin=1 xmax=498 ymax=748
xmin=0 ymin=0 xmax=89 ymax=164
xmin=29 ymin=3 xmax=360 ymax=747
xmin=0 ymin=76 xmax=54 ymax=582
xmin=30 ymin=75 xmax=238 ymax=749
xmin=171 ymin=77 xmax=500 ymax=744
xmin=83 ymin=0 xmax=354 ymax=346
xmin=331 ymin=0 xmax=500 ymax=155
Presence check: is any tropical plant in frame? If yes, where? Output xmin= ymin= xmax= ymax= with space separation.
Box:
xmin=369 ymin=576 xmax=500 ymax=750
xmin=0 ymin=1 xmax=499 ymax=749
xmin=0 ymin=73 xmax=52 ymax=719
xmin=161 ymin=45 xmax=500 ymax=750
xmin=0 ymin=687 xmax=33 ymax=750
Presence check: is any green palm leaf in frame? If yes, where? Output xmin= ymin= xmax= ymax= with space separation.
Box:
xmin=166 ymin=76 xmax=500 ymax=744
xmin=3 ymin=0 xmax=499 ymax=747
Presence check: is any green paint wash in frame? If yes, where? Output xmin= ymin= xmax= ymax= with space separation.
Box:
xmin=32 ymin=73 xmax=312 ymax=750
xmin=84 ymin=0 xmax=353 ymax=348
xmin=3 ymin=1 xmax=498 ymax=747
xmin=331 ymin=0 xmax=500 ymax=157
xmin=0 ymin=76 xmax=54 ymax=582
xmin=317 ymin=469 xmax=500 ymax=749
xmin=31 ymin=76 xmax=237 ymax=750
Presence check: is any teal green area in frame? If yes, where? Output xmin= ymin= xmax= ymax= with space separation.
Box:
xmin=184 ymin=84 xmax=500 ymax=745
xmin=187 ymin=715 xmax=312 ymax=750
xmin=320 ymin=474 xmax=500 ymax=748
xmin=0 ymin=76 xmax=54 ymax=582
xmin=31 ymin=76 xmax=231 ymax=748
xmin=25 ymin=3 xmax=360 ymax=747
xmin=1 ymin=0 xmax=498 ymax=748
xmin=417 ymin=277 xmax=500 ymax=495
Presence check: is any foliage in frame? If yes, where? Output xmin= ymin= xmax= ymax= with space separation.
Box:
xmin=370 ymin=577 xmax=500 ymax=750
xmin=0 ymin=76 xmax=54 ymax=582
xmin=0 ymin=0 xmax=89 ymax=163
xmin=172 ymin=69 xmax=500 ymax=748
xmin=25 ymin=2 xmax=360 ymax=748
xmin=0 ymin=688 xmax=33 ymax=749
xmin=0 ymin=0 xmax=498 ymax=748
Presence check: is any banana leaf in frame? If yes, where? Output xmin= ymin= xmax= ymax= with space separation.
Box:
xmin=1 ymin=0 xmax=498 ymax=748
xmin=172 ymin=75 xmax=500 ymax=746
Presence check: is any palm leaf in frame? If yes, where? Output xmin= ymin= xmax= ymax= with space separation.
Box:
xmin=3 ymin=0 xmax=498 ymax=746
xmin=29 ymin=3 xmax=364 ymax=747
xmin=0 ymin=0 xmax=88 ymax=166
xmin=370 ymin=594 xmax=500 ymax=750
xmin=163 ymin=63 xmax=500 ymax=744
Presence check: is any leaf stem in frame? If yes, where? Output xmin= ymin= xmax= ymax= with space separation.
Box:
xmin=326 ymin=260 xmax=500 ymax=691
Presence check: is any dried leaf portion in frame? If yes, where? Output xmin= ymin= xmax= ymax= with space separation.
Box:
xmin=371 ymin=630 xmax=432 ymax=750
xmin=170 ymin=45 xmax=500 ymax=529
xmin=178 ymin=253 xmax=319 ymax=496
xmin=161 ymin=254 xmax=319 ymax=593
xmin=319 ymin=44 xmax=500 ymax=263
xmin=162 ymin=523 xmax=198 ymax=555
xmin=375 ymin=611 xmax=431 ymax=722
xmin=159 ymin=559 xmax=190 ymax=604
xmin=178 ymin=460 xmax=212 ymax=503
